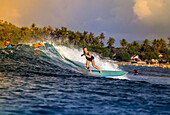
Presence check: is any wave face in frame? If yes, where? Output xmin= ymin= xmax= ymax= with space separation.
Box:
xmin=0 ymin=44 xmax=79 ymax=78
xmin=0 ymin=43 xmax=120 ymax=78
xmin=0 ymin=43 xmax=169 ymax=115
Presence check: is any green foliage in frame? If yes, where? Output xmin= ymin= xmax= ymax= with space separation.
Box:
xmin=126 ymin=41 xmax=140 ymax=52
xmin=120 ymin=38 xmax=127 ymax=48
xmin=99 ymin=32 xmax=105 ymax=47
xmin=109 ymin=53 xmax=114 ymax=59
xmin=161 ymin=49 xmax=170 ymax=62
xmin=152 ymin=38 xmax=167 ymax=52
xmin=141 ymin=39 xmax=150 ymax=52
xmin=127 ymin=50 xmax=140 ymax=55
xmin=107 ymin=37 xmax=115 ymax=49
xmin=115 ymin=52 xmax=130 ymax=61
xmin=167 ymin=37 xmax=170 ymax=48
xmin=142 ymin=52 xmax=159 ymax=60
xmin=89 ymin=32 xmax=95 ymax=45
xmin=102 ymin=48 xmax=110 ymax=57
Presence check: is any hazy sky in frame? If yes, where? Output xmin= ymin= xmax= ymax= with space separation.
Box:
xmin=0 ymin=0 xmax=169 ymax=46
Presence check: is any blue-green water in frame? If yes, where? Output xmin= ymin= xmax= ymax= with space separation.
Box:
xmin=0 ymin=44 xmax=169 ymax=115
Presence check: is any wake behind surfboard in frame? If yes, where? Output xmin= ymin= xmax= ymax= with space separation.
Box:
xmin=89 ymin=70 xmax=128 ymax=77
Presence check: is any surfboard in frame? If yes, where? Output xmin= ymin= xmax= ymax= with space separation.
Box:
xmin=90 ymin=70 xmax=128 ymax=77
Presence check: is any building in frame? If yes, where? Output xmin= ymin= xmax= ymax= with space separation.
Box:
xmin=130 ymin=54 xmax=141 ymax=63
xmin=112 ymin=49 xmax=126 ymax=56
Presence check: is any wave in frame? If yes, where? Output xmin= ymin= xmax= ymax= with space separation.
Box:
xmin=0 ymin=43 xmax=121 ymax=78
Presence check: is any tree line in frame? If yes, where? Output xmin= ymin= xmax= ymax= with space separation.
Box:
xmin=0 ymin=20 xmax=170 ymax=62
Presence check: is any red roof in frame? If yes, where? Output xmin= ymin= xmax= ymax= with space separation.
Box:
xmin=112 ymin=49 xmax=126 ymax=53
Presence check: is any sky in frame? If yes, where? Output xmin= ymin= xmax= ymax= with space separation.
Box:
xmin=0 ymin=0 xmax=170 ymax=47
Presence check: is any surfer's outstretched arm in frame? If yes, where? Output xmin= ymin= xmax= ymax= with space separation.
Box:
xmin=91 ymin=60 xmax=102 ymax=73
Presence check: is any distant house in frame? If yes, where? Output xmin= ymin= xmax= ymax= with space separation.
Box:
xmin=131 ymin=55 xmax=138 ymax=60
xmin=159 ymin=57 xmax=168 ymax=63
xmin=112 ymin=49 xmax=126 ymax=56
xmin=130 ymin=54 xmax=141 ymax=62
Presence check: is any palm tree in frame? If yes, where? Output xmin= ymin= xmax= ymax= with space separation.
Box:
xmin=93 ymin=36 xmax=100 ymax=46
xmin=152 ymin=39 xmax=162 ymax=52
xmin=67 ymin=30 xmax=73 ymax=40
xmin=126 ymin=43 xmax=133 ymax=51
xmin=142 ymin=39 xmax=150 ymax=51
xmin=160 ymin=38 xmax=167 ymax=48
xmin=168 ymin=37 xmax=170 ymax=48
xmin=89 ymin=32 xmax=95 ymax=45
xmin=99 ymin=32 xmax=105 ymax=46
xmin=107 ymin=37 xmax=115 ymax=49
xmin=20 ymin=27 xmax=28 ymax=41
xmin=74 ymin=31 xmax=81 ymax=45
xmin=31 ymin=23 xmax=36 ymax=30
xmin=30 ymin=23 xmax=37 ymax=38
xmin=152 ymin=38 xmax=167 ymax=52
xmin=61 ymin=27 xmax=68 ymax=43
xmin=120 ymin=38 xmax=127 ymax=49
xmin=132 ymin=41 xmax=140 ymax=51
xmin=81 ymin=31 xmax=89 ymax=45
xmin=100 ymin=41 xmax=104 ymax=47
xmin=47 ymin=26 xmax=54 ymax=37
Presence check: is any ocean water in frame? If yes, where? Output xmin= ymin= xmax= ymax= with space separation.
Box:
xmin=0 ymin=43 xmax=169 ymax=115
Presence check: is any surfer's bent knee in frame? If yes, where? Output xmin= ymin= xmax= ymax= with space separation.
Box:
xmin=87 ymin=67 xmax=90 ymax=69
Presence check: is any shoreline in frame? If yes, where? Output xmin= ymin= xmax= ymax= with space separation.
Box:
xmin=115 ymin=61 xmax=170 ymax=69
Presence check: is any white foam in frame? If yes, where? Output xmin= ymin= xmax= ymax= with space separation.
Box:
xmin=54 ymin=45 xmax=120 ymax=71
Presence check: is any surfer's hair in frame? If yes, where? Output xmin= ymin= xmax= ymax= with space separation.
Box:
xmin=83 ymin=47 xmax=87 ymax=49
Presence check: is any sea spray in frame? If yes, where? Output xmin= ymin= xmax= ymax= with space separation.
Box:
xmin=54 ymin=45 xmax=120 ymax=71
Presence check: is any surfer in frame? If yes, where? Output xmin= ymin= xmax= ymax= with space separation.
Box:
xmin=81 ymin=47 xmax=102 ymax=73
xmin=32 ymin=42 xmax=45 ymax=48
xmin=4 ymin=40 xmax=22 ymax=48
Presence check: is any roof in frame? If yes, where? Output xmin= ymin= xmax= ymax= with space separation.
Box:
xmin=112 ymin=49 xmax=126 ymax=53
xmin=161 ymin=57 xmax=168 ymax=60
xmin=130 ymin=54 xmax=139 ymax=58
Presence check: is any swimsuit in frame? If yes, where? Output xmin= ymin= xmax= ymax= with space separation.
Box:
xmin=85 ymin=52 xmax=94 ymax=61
xmin=86 ymin=56 xmax=94 ymax=61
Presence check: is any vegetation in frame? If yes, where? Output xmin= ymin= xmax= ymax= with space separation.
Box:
xmin=107 ymin=37 xmax=115 ymax=49
xmin=0 ymin=20 xmax=170 ymax=62
xmin=120 ymin=38 xmax=127 ymax=49
xmin=115 ymin=52 xmax=130 ymax=61
xmin=142 ymin=52 xmax=159 ymax=60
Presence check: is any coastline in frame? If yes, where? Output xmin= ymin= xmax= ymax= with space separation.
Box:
xmin=115 ymin=61 xmax=170 ymax=69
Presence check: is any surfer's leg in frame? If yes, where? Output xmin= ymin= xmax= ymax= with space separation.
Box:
xmin=86 ymin=60 xmax=92 ymax=72
xmin=91 ymin=60 xmax=102 ymax=73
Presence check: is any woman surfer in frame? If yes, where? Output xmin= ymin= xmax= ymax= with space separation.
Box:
xmin=81 ymin=47 xmax=102 ymax=73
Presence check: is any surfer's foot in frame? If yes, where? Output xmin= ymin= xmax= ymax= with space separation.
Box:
xmin=90 ymin=70 xmax=92 ymax=72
